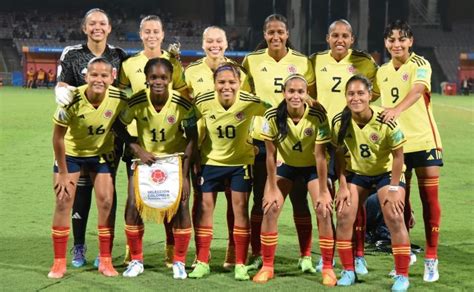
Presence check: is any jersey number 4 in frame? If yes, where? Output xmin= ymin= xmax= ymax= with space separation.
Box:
xmin=292 ymin=141 xmax=303 ymax=152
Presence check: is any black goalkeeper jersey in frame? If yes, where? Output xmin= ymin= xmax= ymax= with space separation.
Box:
xmin=57 ymin=43 xmax=127 ymax=87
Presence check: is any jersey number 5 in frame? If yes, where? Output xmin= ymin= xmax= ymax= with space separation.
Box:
xmin=274 ymin=77 xmax=284 ymax=93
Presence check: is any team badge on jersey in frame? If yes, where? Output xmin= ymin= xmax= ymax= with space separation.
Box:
xmin=104 ymin=109 xmax=113 ymax=119
xmin=150 ymin=168 xmax=168 ymax=184
xmin=287 ymin=65 xmax=297 ymax=74
xmin=167 ymin=115 xmax=177 ymax=125
xmin=347 ymin=65 xmax=356 ymax=74
xmin=402 ymin=73 xmax=409 ymax=82
xmin=369 ymin=132 xmax=380 ymax=143
xmin=235 ymin=111 xmax=245 ymax=121
xmin=304 ymin=127 xmax=314 ymax=137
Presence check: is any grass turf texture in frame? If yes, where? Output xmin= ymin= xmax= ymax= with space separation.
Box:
xmin=0 ymin=87 xmax=473 ymax=291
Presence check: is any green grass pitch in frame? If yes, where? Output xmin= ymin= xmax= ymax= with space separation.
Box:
xmin=0 ymin=86 xmax=473 ymax=291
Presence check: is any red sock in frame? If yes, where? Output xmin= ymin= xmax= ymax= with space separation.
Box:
xmin=52 ymin=226 xmax=70 ymax=259
xmin=418 ymin=176 xmax=441 ymax=259
xmin=294 ymin=215 xmax=312 ymax=257
xmin=319 ymin=236 xmax=335 ymax=269
xmin=250 ymin=213 xmax=263 ymax=256
xmin=261 ymin=232 xmax=278 ymax=268
xmin=164 ymin=220 xmax=175 ymax=246
xmin=195 ymin=226 xmax=213 ymax=263
xmin=98 ymin=225 xmax=114 ymax=257
xmin=404 ymin=178 xmax=413 ymax=231
xmin=225 ymin=187 xmax=235 ymax=247
xmin=125 ymin=224 xmax=144 ymax=261
xmin=354 ymin=206 xmax=366 ymax=257
xmin=173 ymin=228 xmax=192 ymax=263
xmin=336 ymin=239 xmax=353 ymax=271
xmin=233 ymin=226 xmax=250 ymax=264
xmin=392 ymin=244 xmax=411 ymax=276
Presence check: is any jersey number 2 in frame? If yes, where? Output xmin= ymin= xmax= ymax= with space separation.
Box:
xmin=331 ymin=77 xmax=342 ymax=92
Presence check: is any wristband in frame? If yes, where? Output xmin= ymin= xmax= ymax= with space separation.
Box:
xmin=388 ymin=185 xmax=399 ymax=192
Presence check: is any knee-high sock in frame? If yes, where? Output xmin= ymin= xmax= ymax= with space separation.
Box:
xmin=233 ymin=226 xmax=250 ymax=264
xmin=392 ymin=244 xmax=411 ymax=276
xmin=418 ymin=176 xmax=441 ymax=259
xmin=195 ymin=226 xmax=213 ymax=263
xmin=173 ymin=228 xmax=192 ymax=263
xmin=354 ymin=205 xmax=366 ymax=257
xmin=294 ymin=215 xmax=312 ymax=257
xmin=319 ymin=236 xmax=335 ymax=269
xmin=52 ymin=226 xmax=70 ymax=259
xmin=250 ymin=212 xmax=263 ymax=256
xmin=336 ymin=239 xmax=353 ymax=271
xmin=72 ymin=176 xmax=93 ymax=245
xmin=98 ymin=226 xmax=114 ymax=257
xmin=261 ymin=232 xmax=278 ymax=268
xmin=125 ymin=224 xmax=144 ymax=261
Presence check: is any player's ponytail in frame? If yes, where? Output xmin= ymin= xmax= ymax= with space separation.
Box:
xmin=337 ymin=106 xmax=351 ymax=148
xmin=276 ymin=99 xmax=289 ymax=142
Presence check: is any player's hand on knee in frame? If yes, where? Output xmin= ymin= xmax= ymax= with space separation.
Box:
xmin=316 ymin=189 xmax=333 ymax=218
xmin=54 ymin=173 xmax=75 ymax=201
xmin=335 ymin=186 xmax=351 ymax=213
xmin=55 ymin=85 xmax=76 ymax=107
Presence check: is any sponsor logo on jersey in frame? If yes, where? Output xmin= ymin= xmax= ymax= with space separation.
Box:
xmin=104 ymin=110 xmax=113 ymax=119
xmin=197 ymin=78 xmax=204 ymax=82
xmin=346 ymin=133 xmax=353 ymax=139
xmin=304 ymin=127 xmax=314 ymax=136
xmin=369 ymin=132 xmax=380 ymax=143
xmin=347 ymin=65 xmax=356 ymax=74
xmin=167 ymin=115 xmax=176 ymax=124
xmin=235 ymin=111 xmax=245 ymax=121
xmin=287 ymin=65 xmax=297 ymax=74
xmin=260 ymin=67 xmax=267 ymax=72
xmin=209 ymin=114 xmax=216 ymax=120
xmin=320 ymin=67 xmax=327 ymax=72
xmin=142 ymin=117 xmax=148 ymax=121
xmin=150 ymin=169 xmax=167 ymax=184
xmin=402 ymin=73 xmax=409 ymax=82
xmin=383 ymin=77 xmax=388 ymax=82
xmin=136 ymin=68 xmax=143 ymax=73
xmin=78 ymin=114 xmax=85 ymax=119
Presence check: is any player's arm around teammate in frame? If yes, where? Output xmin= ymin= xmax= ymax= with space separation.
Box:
xmin=49 ymin=57 xmax=127 ymax=279
xmin=377 ymin=20 xmax=443 ymax=283
xmin=112 ymin=58 xmax=197 ymax=278
xmin=252 ymin=74 xmax=334 ymax=285
xmin=332 ymin=75 xmax=410 ymax=290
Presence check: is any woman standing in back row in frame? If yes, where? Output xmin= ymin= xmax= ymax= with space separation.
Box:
xmin=241 ymin=14 xmax=317 ymax=273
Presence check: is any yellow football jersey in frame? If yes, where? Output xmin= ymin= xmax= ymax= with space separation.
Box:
xmin=119 ymin=89 xmax=195 ymax=156
xmin=185 ymin=57 xmax=246 ymax=97
xmin=119 ymin=50 xmax=187 ymax=93
xmin=261 ymin=105 xmax=331 ymax=167
xmin=53 ymin=85 xmax=127 ymax=157
xmin=184 ymin=57 xmax=247 ymax=146
xmin=331 ymin=105 xmax=406 ymax=176
xmin=377 ymin=52 xmax=442 ymax=153
xmin=242 ymin=48 xmax=315 ymax=140
xmin=310 ymin=49 xmax=379 ymax=121
xmin=195 ymin=90 xmax=268 ymax=166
